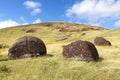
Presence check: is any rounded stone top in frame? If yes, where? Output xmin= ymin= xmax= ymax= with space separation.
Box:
xmin=8 ymin=36 xmax=47 ymax=59
xmin=62 ymin=40 xmax=99 ymax=62
xmin=94 ymin=37 xmax=111 ymax=46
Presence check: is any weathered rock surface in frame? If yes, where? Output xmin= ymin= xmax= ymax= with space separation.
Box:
xmin=94 ymin=37 xmax=111 ymax=46
xmin=8 ymin=36 xmax=46 ymax=59
xmin=63 ymin=40 xmax=99 ymax=61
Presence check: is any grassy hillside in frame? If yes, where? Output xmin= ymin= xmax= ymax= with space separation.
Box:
xmin=0 ymin=22 xmax=107 ymax=45
xmin=0 ymin=22 xmax=120 ymax=80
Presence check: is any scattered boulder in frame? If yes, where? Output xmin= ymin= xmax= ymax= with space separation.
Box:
xmin=62 ymin=40 xmax=99 ymax=62
xmin=94 ymin=37 xmax=111 ymax=46
xmin=8 ymin=36 xmax=47 ymax=59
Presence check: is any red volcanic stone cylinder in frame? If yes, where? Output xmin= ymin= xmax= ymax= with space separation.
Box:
xmin=8 ymin=36 xmax=47 ymax=59
xmin=62 ymin=40 xmax=99 ymax=62
xmin=94 ymin=37 xmax=111 ymax=46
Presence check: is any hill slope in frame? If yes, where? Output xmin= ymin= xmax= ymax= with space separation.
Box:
xmin=0 ymin=22 xmax=120 ymax=80
xmin=0 ymin=22 xmax=108 ymax=46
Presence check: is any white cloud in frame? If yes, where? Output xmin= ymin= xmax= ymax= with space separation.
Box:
xmin=23 ymin=1 xmax=41 ymax=16
xmin=66 ymin=0 xmax=120 ymax=21
xmin=23 ymin=0 xmax=41 ymax=9
xmin=0 ymin=18 xmax=42 ymax=29
xmin=114 ymin=20 xmax=120 ymax=28
xmin=0 ymin=20 xmax=19 ymax=29
xmin=31 ymin=8 xmax=41 ymax=16
xmin=33 ymin=18 xmax=41 ymax=24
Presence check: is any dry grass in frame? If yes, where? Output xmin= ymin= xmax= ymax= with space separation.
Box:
xmin=0 ymin=22 xmax=120 ymax=80
xmin=0 ymin=43 xmax=120 ymax=80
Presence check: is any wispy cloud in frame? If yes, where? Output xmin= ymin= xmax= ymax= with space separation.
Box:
xmin=19 ymin=16 xmax=29 ymax=25
xmin=31 ymin=8 xmax=41 ymax=16
xmin=23 ymin=0 xmax=41 ymax=16
xmin=20 ymin=16 xmax=26 ymax=22
xmin=0 ymin=20 xmax=19 ymax=29
xmin=66 ymin=0 xmax=120 ymax=29
xmin=114 ymin=20 xmax=120 ymax=28
xmin=33 ymin=18 xmax=41 ymax=24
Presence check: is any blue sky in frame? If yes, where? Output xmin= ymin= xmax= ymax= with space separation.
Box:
xmin=0 ymin=0 xmax=120 ymax=29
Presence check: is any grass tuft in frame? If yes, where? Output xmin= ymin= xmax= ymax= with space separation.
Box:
xmin=0 ymin=65 xmax=10 ymax=72
xmin=0 ymin=44 xmax=9 ymax=49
